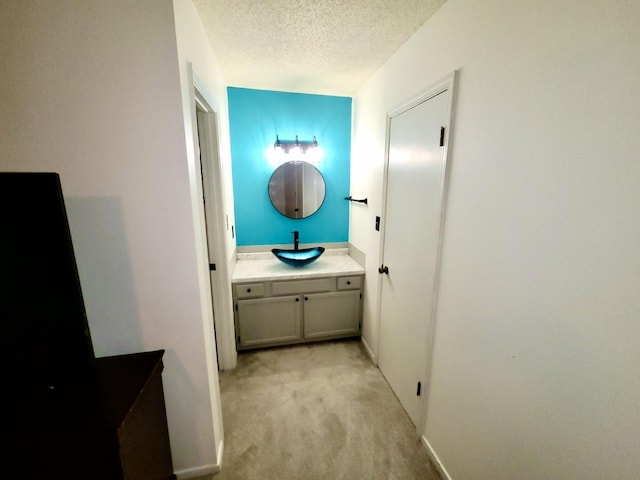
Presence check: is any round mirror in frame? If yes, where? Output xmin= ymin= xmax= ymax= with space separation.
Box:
xmin=268 ymin=161 xmax=326 ymax=219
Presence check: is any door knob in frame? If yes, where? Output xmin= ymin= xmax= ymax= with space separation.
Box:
xmin=378 ymin=265 xmax=389 ymax=275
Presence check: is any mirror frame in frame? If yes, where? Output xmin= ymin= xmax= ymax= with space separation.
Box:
xmin=268 ymin=161 xmax=326 ymax=219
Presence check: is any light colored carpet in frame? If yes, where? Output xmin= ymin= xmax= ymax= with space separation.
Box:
xmin=214 ymin=339 xmax=442 ymax=480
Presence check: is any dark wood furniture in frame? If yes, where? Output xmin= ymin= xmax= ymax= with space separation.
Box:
xmin=0 ymin=173 xmax=175 ymax=479
xmin=3 ymin=350 xmax=175 ymax=479
xmin=98 ymin=350 xmax=175 ymax=479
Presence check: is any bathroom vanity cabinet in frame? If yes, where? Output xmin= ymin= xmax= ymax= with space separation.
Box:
xmin=233 ymin=275 xmax=363 ymax=349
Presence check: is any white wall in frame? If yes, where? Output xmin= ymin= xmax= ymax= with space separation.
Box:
xmin=0 ymin=0 xmax=226 ymax=475
xmin=351 ymin=1 xmax=640 ymax=479
xmin=172 ymin=0 xmax=239 ymax=472
xmin=172 ymin=0 xmax=237 ymax=265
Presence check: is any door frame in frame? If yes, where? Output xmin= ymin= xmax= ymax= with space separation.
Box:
xmin=376 ymin=71 xmax=457 ymax=433
xmin=188 ymin=64 xmax=237 ymax=372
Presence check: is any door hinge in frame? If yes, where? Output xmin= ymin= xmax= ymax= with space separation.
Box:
xmin=439 ymin=126 xmax=445 ymax=147
xmin=237 ymin=336 xmax=241 ymax=344
xmin=235 ymin=303 xmax=238 ymax=311
xmin=416 ymin=381 xmax=422 ymax=396
xmin=209 ymin=263 xmax=216 ymax=271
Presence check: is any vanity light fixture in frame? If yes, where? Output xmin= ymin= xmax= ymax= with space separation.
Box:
xmin=268 ymin=135 xmax=324 ymax=167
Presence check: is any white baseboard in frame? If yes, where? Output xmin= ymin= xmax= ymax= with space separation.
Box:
xmin=216 ymin=439 xmax=224 ymax=471
xmin=174 ymin=461 xmax=220 ymax=479
xmin=421 ymin=435 xmax=453 ymax=480
xmin=174 ymin=440 xmax=223 ymax=479
xmin=360 ymin=336 xmax=376 ymax=364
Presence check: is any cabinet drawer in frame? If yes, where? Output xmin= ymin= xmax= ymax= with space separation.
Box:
xmin=236 ymin=283 xmax=265 ymax=299
xmin=272 ymin=278 xmax=333 ymax=295
xmin=337 ymin=276 xmax=361 ymax=290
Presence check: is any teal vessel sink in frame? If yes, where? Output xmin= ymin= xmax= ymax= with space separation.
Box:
xmin=271 ymin=247 xmax=325 ymax=267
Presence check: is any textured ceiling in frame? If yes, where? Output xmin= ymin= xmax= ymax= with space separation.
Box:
xmin=193 ymin=0 xmax=446 ymax=96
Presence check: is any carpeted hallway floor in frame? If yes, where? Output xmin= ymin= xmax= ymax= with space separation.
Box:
xmin=213 ymin=339 xmax=442 ymax=480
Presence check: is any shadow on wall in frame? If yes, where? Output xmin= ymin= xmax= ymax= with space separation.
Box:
xmin=65 ymin=197 xmax=142 ymax=355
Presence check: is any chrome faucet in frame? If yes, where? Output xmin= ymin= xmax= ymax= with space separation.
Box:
xmin=292 ymin=231 xmax=299 ymax=251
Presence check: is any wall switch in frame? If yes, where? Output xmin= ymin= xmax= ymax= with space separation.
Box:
xmin=375 ymin=216 xmax=381 ymax=231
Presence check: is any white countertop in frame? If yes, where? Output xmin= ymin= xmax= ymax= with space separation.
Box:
xmin=232 ymin=249 xmax=365 ymax=283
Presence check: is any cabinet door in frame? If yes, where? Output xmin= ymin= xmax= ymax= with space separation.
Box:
xmin=303 ymin=291 xmax=361 ymax=340
xmin=237 ymin=295 xmax=302 ymax=348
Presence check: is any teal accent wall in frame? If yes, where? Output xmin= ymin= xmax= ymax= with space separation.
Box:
xmin=228 ymin=87 xmax=352 ymax=247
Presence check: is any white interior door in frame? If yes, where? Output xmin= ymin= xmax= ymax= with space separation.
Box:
xmin=378 ymin=85 xmax=452 ymax=426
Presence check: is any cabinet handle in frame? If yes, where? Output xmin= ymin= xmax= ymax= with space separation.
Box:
xmin=247 ymin=288 xmax=251 ymax=293
xmin=295 ymin=297 xmax=300 ymax=302
xmin=304 ymin=296 xmax=309 ymax=301
xmin=346 ymin=280 xmax=351 ymax=285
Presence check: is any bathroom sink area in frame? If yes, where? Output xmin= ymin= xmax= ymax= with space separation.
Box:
xmin=271 ymin=246 xmax=325 ymax=267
